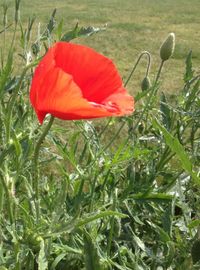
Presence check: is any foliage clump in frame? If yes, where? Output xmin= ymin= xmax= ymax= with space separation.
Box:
xmin=0 ymin=3 xmax=200 ymax=270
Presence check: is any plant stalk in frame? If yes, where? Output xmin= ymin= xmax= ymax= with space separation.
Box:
xmin=33 ymin=115 xmax=54 ymax=221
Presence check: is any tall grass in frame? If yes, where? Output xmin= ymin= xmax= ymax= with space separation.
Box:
xmin=0 ymin=2 xmax=200 ymax=270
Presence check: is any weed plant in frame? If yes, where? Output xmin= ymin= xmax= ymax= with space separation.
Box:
xmin=0 ymin=2 xmax=200 ymax=270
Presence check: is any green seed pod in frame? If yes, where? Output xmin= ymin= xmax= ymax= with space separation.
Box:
xmin=191 ymin=239 xmax=200 ymax=264
xmin=160 ymin=33 xmax=175 ymax=61
xmin=141 ymin=76 xmax=151 ymax=91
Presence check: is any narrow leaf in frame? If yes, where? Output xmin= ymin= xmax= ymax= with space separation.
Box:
xmin=153 ymin=119 xmax=200 ymax=185
xmin=184 ymin=50 xmax=193 ymax=83
xmin=84 ymin=231 xmax=101 ymax=270
xmin=38 ymin=239 xmax=48 ymax=270
xmin=61 ymin=24 xmax=106 ymax=42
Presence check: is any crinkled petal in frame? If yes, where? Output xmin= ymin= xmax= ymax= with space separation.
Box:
xmin=31 ymin=66 xmax=128 ymax=124
xmin=30 ymin=42 xmax=134 ymax=123
xmin=53 ymin=42 xmax=124 ymax=103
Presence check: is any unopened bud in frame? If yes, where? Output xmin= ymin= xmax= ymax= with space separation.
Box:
xmin=141 ymin=76 xmax=151 ymax=91
xmin=160 ymin=33 xmax=175 ymax=61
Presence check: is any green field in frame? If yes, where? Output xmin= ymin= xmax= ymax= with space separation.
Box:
xmin=2 ymin=0 xmax=200 ymax=93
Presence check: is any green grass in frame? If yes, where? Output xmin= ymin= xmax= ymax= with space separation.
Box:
xmin=2 ymin=0 xmax=200 ymax=93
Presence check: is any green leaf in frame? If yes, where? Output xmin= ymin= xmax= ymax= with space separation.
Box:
xmin=61 ymin=23 xmax=106 ymax=42
xmin=134 ymin=88 xmax=151 ymax=102
xmin=84 ymin=231 xmax=101 ymax=270
xmin=185 ymin=78 xmax=200 ymax=110
xmin=0 ymin=51 xmax=13 ymax=98
xmin=155 ymin=225 xmax=171 ymax=242
xmin=42 ymin=8 xmax=57 ymax=39
xmin=50 ymin=253 xmax=66 ymax=270
xmin=76 ymin=211 xmax=127 ymax=228
xmin=56 ymin=19 xmax=63 ymax=40
xmin=184 ymin=50 xmax=193 ymax=83
xmin=11 ymin=131 xmax=22 ymax=158
xmin=131 ymin=192 xmax=173 ymax=202
xmin=38 ymin=238 xmax=48 ymax=270
xmin=152 ymin=118 xmax=200 ymax=185
xmin=188 ymin=219 xmax=200 ymax=229
xmin=132 ymin=233 xmax=146 ymax=251
xmin=45 ymin=211 xmax=127 ymax=238
xmin=46 ymin=8 xmax=57 ymax=34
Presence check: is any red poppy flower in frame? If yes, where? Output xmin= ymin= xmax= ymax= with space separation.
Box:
xmin=30 ymin=42 xmax=134 ymax=124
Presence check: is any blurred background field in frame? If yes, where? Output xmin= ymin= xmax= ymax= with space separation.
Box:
xmin=1 ymin=0 xmax=200 ymax=95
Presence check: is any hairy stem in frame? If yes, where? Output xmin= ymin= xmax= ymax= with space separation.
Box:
xmin=125 ymin=51 xmax=151 ymax=87
xmin=33 ymin=115 xmax=54 ymax=221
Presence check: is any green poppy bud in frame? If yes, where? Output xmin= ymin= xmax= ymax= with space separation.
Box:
xmin=141 ymin=76 xmax=151 ymax=91
xmin=160 ymin=33 xmax=175 ymax=61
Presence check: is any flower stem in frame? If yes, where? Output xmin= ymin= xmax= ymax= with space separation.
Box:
xmin=33 ymin=115 xmax=54 ymax=221
xmin=155 ymin=60 xmax=164 ymax=83
xmin=131 ymin=60 xmax=165 ymax=133
xmin=125 ymin=51 xmax=151 ymax=87
xmin=0 ymin=171 xmax=14 ymax=224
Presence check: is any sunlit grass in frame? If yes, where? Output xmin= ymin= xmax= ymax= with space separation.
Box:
xmin=2 ymin=0 xmax=200 ymax=94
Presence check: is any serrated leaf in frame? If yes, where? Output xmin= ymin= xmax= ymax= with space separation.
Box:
xmin=132 ymin=233 xmax=146 ymax=251
xmin=38 ymin=239 xmax=48 ymax=270
xmin=42 ymin=8 xmax=57 ymax=39
xmin=11 ymin=131 xmax=22 ymax=158
xmin=185 ymin=79 xmax=200 ymax=110
xmin=152 ymin=118 xmax=200 ymax=186
xmin=61 ymin=23 xmax=106 ymax=42
xmin=45 ymin=211 xmax=127 ymax=238
xmin=76 ymin=210 xmax=127 ymax=228
xmin=0 ymin=51 xmax=13 ymax=98
xmin=184 ymin=50 xmax=193 ymax=83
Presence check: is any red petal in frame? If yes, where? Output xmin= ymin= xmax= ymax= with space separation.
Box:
xmin=31 ymin=66 xmax=124 ymax=123
xmin=102 ymin=87 xmax=134 ymax=115
xmin=30 ymin=42 xmax=134 ymax=123
xmin=53 ymin=42 xmax=124 ymax=103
